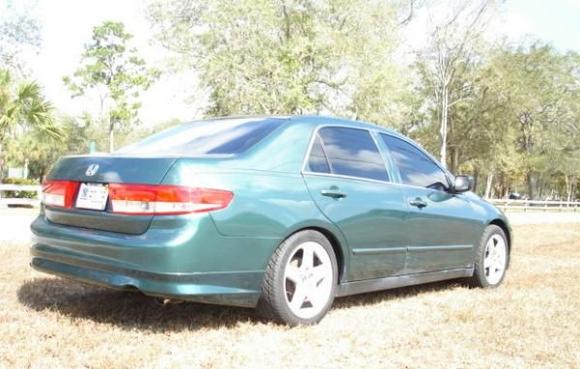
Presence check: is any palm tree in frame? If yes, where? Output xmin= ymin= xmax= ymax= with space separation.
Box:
xmin=0 ymin=69 xmax=61 ymax=179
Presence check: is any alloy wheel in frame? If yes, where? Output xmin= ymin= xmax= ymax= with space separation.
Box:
xmin=283 ymin=241 xmax=333 ymax=319
xmin=483 ymin=234 xmax=507 ymax=285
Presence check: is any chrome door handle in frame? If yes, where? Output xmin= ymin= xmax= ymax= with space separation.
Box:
xmin=409 ymin=198 xmax=427 ymax=208
xmin=321 ymin=189 xmax=347 ymax=199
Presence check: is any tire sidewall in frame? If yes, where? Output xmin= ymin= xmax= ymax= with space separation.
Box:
xmin=474 ymin=225 xmax=509 ymax=288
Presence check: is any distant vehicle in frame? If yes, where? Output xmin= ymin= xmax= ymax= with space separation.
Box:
xmin=31 ymin=116 xmax=511 ymax=325
xmin=509 ymin=192 xmax=523 ymax=200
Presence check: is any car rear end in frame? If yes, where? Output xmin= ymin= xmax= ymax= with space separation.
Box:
xmin=30 ymin=117 xmax=307 ymax=307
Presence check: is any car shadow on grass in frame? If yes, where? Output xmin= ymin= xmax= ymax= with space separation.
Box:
xmin=17 ymin=277 xmax=465 ymax=331
xmin=333 ymin=280 xmax=466 ymax=310
xmin=17 ymin=277 xmax=259 ymax=332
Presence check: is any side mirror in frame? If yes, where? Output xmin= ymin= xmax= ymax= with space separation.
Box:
xmin=453 ymin=175 xmax=473 ymax=193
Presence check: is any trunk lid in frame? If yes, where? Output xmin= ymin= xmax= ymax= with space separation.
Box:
xmin=43 ymin=155 xmax=178 ymax=234
xmin=48 ymin=155 xmax=177 ymax=184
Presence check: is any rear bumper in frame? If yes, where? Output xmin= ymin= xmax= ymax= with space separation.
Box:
xmin=30 ymin=248 xmax=261 ymax=307
xmin=30 ymin=213 xmax=281 ymax=307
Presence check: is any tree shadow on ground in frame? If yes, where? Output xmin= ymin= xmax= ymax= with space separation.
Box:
xmin=18 ymin=277 xmax=465 ymax=332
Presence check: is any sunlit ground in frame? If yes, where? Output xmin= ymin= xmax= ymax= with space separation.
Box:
xmin=1 ymin=224 xmax=578 ymax=368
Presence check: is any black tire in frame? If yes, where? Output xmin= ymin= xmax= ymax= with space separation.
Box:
xmin=469 ymin=225 xmax=509 ymax=288
xmin=257 ymin=230 xmax=338 ymax=326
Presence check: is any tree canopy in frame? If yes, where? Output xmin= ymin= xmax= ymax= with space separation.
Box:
xmin=147 ymin=0 xmax=411 ymax=127
xmin=1 ymin=1 xmax=578 ymax=200
xmin=0 ymin=69 xmax=61 ymax=180
xmin=146 ymin=0 xmax=579 ymax=200
xmin=64 ymin=21 xmax=159 ymax=152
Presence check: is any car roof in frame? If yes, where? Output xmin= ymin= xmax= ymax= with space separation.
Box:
xmin=289 ymin=115 xmax=401 ymax=135
xmin=202 ymin=114 xmax=405 ymax=139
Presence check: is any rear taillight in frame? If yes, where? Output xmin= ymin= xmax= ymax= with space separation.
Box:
xmin=108 ymin=184 xmax=234 ymax=215
xmin=41 ymin=181 xmax=231 ymax=215
xmin=41 ymin=180 xmax=79 ymax=208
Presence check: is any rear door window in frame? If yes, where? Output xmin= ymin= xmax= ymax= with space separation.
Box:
xmin=117 ymin=117 xmax=286 ymax=155
xmin=306 ymin=135 xmax=331 ymax=174
xmin=307 ymin=127 xmax=389 ymax=182
xmin=381 ymin=134 xmax=449 ymax=190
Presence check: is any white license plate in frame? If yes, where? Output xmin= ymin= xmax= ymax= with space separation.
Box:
xmin=76 ymin=183 xmax=109 ymax=211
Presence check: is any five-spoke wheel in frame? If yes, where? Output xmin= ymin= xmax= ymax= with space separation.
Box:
xmin=470 ymin=225 xmax=509 ymax=288
xmin=283 ymin=241 xmax=334 ymax=319
xmin=258 ymin=230 xmax=337 ymax=325
xmin=483 ymin=234 xmax=507 ymax=285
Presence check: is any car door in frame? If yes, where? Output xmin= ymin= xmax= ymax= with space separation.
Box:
xmin=380 ymin=133 xmax=483 ymax=273
xmin=302 ymin=126 xmax=408 ymax=281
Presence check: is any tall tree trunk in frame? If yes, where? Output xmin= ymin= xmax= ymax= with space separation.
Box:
xmin=484 ymin=172 xmax=493 ymax=199
xmin=565 ymin=175 xmax=572 ymax=203
xmin=108 ymin=118 xmax=115 ymax=153
xmin=439 ymin=86 xmax=449 ymax=168
xmin=449 ymin=146 xmax=459 ymax=174
xmin=526 ymin=172 xmax=537 ymax=200
xmin=0 ymin=142 xmax=4 ymax=182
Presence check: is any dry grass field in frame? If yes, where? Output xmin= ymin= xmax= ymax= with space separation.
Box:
xmin=1 ymin=224 xmax=579 ymax=369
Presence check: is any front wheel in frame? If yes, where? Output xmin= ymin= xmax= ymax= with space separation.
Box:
xmin=469 ymin=225 xmax=509 ymax=288
xmin=257 ymin=230 xmax=338 ymax=325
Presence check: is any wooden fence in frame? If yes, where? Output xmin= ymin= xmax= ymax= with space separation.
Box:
xmin=488 ymin=199 xmax=580 ymax=212
xmin=0 ymin=184 xmax=41 ymax=207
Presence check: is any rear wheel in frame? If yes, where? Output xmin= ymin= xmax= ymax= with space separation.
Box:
xmin=470 ymin=225 xmax=509 ymax=288
xmin=257 ymin=230 xmax=337 ymax=325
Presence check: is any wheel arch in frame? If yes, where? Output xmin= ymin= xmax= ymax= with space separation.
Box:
xmin=308 ymin=226 xmax=346 ymax=281
xmin=281 ymin=223 xmax=349 ymax=283
xmin=488 ymin=218 xmax=512 ymax=267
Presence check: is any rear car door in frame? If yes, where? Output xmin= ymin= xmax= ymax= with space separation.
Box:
xmin=380 ymin=133 xmax=482 ymax=273
xmin=302 ymin=126 xmax=408 ymax=281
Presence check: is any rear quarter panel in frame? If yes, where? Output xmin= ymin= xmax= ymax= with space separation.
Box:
xmin=162 ymin=161 xmax=351 ymax=278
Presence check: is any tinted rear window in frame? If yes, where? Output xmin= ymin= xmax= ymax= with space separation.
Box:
xmin=316 ymin=127 xmax=389 ymax=181
xmin=117 ymin=118 xmax=286 ymax=155
xmin=306 ymin=135 xmax=331 ymax=173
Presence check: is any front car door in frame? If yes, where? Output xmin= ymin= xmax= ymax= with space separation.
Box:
xmin=380 ymin=133 xmax=483 ymax=273
xmin=302 ymin=126 xmax=408 ymax=281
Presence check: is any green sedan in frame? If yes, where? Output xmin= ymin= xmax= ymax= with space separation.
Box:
xmin=31 ymin=115 xmax=511 ymax=325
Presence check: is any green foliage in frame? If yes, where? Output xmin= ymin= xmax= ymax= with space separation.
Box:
xmin=146 ymin=0 xmax=579 ymax=200
xmin=475 ymin=43 xmax=579 ymax=198
xmin=147 ymin=0 xmax=409 ymax=128
xmin=4 ymin=113 xmax=109 ymax=180
xmin=0 ymin=68 xmax=62 ymax=182
xmin=413 ymin=40 xmax=580 ymax=198
xmin=64 ymin=21 xmax=160 ymax=151
xmin=0 ymin=69 xmax=61 ymax=142
xmin=0 ymin=1 xmax=577 ymax=200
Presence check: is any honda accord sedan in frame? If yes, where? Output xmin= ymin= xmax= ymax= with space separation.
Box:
xmin=31 ymin=115 xmax=511 ymax=325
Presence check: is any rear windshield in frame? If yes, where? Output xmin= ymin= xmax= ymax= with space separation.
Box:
xmin=117 ymin=117 xmax=286 ymax=156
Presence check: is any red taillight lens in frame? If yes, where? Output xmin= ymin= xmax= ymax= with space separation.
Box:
xmin=41 ymin=180 xmax=79 ymax=208
xmin=108 ymin=184 xmax=234 ymax=215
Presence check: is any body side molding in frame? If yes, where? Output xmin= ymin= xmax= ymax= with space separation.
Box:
xmin=335 ymin=267 xmax=474 ymax=297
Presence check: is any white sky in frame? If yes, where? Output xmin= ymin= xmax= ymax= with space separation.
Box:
xmin=4 ymin=0 xmax=580 ymax=127
xmin=17 ymin=0 xmax=204 ymax=126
